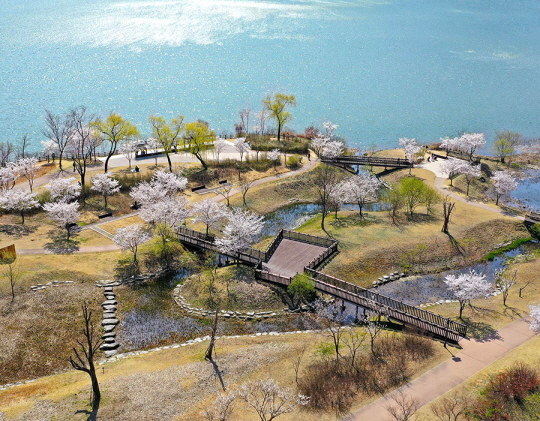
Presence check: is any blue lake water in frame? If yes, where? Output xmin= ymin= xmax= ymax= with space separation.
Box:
xmin=2 ymin=0 xmax=540 ymax=153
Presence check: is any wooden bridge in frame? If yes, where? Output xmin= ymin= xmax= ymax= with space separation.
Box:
xmin=321 ymin=155 xmax=413 ymax=173
xmin=176 ymin=226 xmax=467 ymax=344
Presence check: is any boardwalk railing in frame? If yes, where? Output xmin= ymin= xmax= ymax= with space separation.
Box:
xmin=255 ymin=269 xmax=291 ymax=286
xmin=305 ymin=268 xmax=467 ymax=342
xmin=282 ymin=230 xmax=337 ymax=248
xmin=322 ymin=155 xmax=413 ymax=169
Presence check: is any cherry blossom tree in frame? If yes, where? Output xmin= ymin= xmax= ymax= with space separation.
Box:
xmin=45 ymin=176 xmax=81 ymax=202
xmin=146 ymin=137 xmax=161 ymax=167
xmin=238 ymin=378 xmax=309 ymax=421
xmin=458 ymin=162 xmax=481 ymax=196
xmin=112 ymin=224 xmax=151 ymax=263
xmin=129 ymin=169 xmax=187 ymax=207
xmin=340 ymin=173 xmax=381 ymax=217
xmin=528 ymin=304 xmax=540 ymax=333
xmin=234 ymin=137 xmax=251 ymax=163
xmin=202 ymin=392 xmax=237 ymax=421
xmin=17 ymin=157 xmax=39 ymax=192
xmin=267 ymin=148 xmax=281 ymax=171
xmin=491 ymin=170 xmax=518 ymax=206
xmin=216 ymin=208 xmax=264 ymax=259
xmin=444 ymin=270 xmax=492 ymax=318
xmin=41 ymin=139 xmax=60 ymax=161
xmin=439 ymin=136 xmax=460 ymax=153
xmin=214 ymin=138 xmax=229 ymax=163
xmin=43 ymin=109 xmax=75 ymax=171
xmin=140 ymin=195 xmax=190 ymax=228
xmin=440 ymin=158 xmax=466 ymax=186
xmin=399 ymin=137 xmax=421 ymax=168
xmin=192 ymin=199 xmax=227 ymax=236
xmin=120 ymin=140 xmax=138 ymax=170
xmin=322 ymin=141 xmax=344 ymax=159
xmin=91 ymin=172 xmax=120 ymax=207
xmin=459 ymin=133 xmax=486 ymax=160
xmin=0 ymin=163 xmax=20 ymax=191
xmin=0 ymin=189 xmax=39 ymax=224
xmin=310 ymin=136 xmax=327 ymax=158
xmin=43 ymin=201 xmax=80 ymax=239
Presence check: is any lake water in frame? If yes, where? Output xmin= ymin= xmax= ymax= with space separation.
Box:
xmin=2 ymin=0 xmax=540 ymax=154
xmin=510 ymin=170 xmax=540 ymax=212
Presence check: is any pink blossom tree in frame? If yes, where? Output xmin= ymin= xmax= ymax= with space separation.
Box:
xmin=458 ymin=162 xmax=481 ymax=196
xmin=399 ymin=137 xmax=421 ymax=165
xmin=459 ymin=133 xmax=486 ymax=160
xmin=192 ymin=198 xmax=227 ymax=236
xmin=0 ymin=163 xmax=20 ymax=191
xmin=214 ymin=138 xmax=229 ymax=163
xmin=528 ymin=304 xmax=540 ymax=333
xmin=216 ymin=208 xmax=264 ymax=259
xmin=0 ymin=189 xmax=39 ymax=224
xmin=43 ymin=201 xmax=81 ymax=239
xmin=112 ymin=224 xmax=151 ymax=263
xmin=140 ymin=196 xmax=190 ymax=228
xmin=267 ymin=148 xmax=281 ymax=172
xmin=340 ymin=173 xmax=381 ymax=217
xmin=91 ymin=172 xmax=120 ymax=207
xmin=491 ymin=170 xmax=518 ymax=206
xmin=322 ymin=141 xmax=344 ymax=159
xmin=120 ymin=140 xmax=138 ymax=170
xmin=234 ymin=137 xmax=251 ymax=163
xmin=444 ymin=270 xmax=492 ymax=319
xmin=440 ymin=158 xmax=466 ymax=186
xmin=45 ymin=176 xmax=81 ymax=202
xmin=17 ymin=157 xmax=39 ymax=192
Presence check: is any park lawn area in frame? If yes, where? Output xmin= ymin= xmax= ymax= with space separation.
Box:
xmin=0 ymin=328 xmax=450 ymax=421
xmin=228 ymin=162 xmax=320 ymax=214
xmin=0 ymin=214 xmax=115 ymax=250
xmin=414 ymin=334 xmax=540 ymax=420
xmin=296 ymin=168 xmax=529 ymax=286
xmin=97 ymin=215 xmax=146 ymax=234
xmin=423 ymin=251 xmax=540 ymax=339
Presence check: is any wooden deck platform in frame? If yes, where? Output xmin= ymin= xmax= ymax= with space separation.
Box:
xmin=263 ymin=239 xmax=327 ymax=278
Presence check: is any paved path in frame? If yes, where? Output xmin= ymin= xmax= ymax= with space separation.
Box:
xmin=351 ymin=317 xmax=536 ymax=420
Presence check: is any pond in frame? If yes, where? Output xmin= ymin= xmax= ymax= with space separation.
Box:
xmin=260 ymin=201 xmax=389 ymax=238
xmin=374 ymin=241 xmax=539 ymax=306
xmin=509 ymin=169 xmax=540 ymax=213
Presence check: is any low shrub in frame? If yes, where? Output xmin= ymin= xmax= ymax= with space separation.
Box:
xmin=287 ymin=155 xmax=302 ymax=169
xmin=529 ymin=223 xmax=540 ymax=240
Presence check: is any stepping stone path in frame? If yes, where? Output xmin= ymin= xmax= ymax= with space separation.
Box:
xmin=97 ymin=280 xmax=121 ymax=358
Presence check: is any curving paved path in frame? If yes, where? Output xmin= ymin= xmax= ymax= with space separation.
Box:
xmin=351 ymin=317 xmax=536 ymax=420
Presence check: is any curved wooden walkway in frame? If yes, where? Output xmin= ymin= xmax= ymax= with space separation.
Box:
xmin=176 ymin=227 xmax=467 ymax=344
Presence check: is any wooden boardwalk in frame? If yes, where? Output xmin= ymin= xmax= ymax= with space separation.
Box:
xmin=177 ymin=226 xmax=467 ymax=343
xmin=321 ymin=155 xmax=413 ymax=173
xmin=264 ymin=239 xmax=327 ymax=278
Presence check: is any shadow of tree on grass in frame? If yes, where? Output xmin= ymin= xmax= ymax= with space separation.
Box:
xmin=462 ymin=317 xmax=501 ymax=343
xmin=44 ymin=229 xmax=80 ymax=254
xmin=0 ymin=223 xmax=37 ymax=238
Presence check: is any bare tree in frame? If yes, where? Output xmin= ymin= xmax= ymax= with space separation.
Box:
xmin=238 ymin=378 xmax=309 ymax=421
xmin=313 ymin=163 xmax=344 ymax=232
xmin=363 ymin=310 xmax=385 ymax=356
xmin=343 ymin=328 xmax=366 ymax=369
xmin=239 ymin=178 xmax=255 ymax=207
xmin=430 ymin=390 xmax=470 ymax=421
xmin=441 ymin=196 xmax=456 ymax=233
xmin=17 ymin=134 xmax=31 ymax=159
xmin=315 ymin=301 xmax=346 ymax=370
xmin=68 ymin=303 xmax=103 ymax=412
xmin=291 ymin=346 xmax=306 ymax=386
xmin=496 ymin=269 xmax=517 ymax=307
xmin=205 ymin=310 xmax=219 ymax=361
xmin=216 ymin=183 xmax=234 ymax=207
xmin=386 ymin=390 xmax=419 ymax=421
xmin=519 ymin=281 xmax=531 ymax=298
xmin=0 ymin=141 xmax=15 ymax=167
xmin=239 ymin=108 xmax=251 ymax=135
xmin=202 ymin=392 xmax=236 ymax=421
xmin=68 ymin=107 xmax=95 ymax=204
xmin=43 ymin=109 xmax=74 ymax=172
xmin=1 ymin=253 xmax=21 ymax=303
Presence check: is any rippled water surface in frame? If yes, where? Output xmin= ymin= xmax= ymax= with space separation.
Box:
xmin=2 ymin=0 xmax=540 ymax=152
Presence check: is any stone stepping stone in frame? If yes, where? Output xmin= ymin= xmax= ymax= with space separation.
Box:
xmin=102 ymin=319 xmax=119 ymax=326
xmin=102 ymin=332 xmax=116 ymax=339
xmin=103 ymin=312 xmax=116 ymax=319
xmin=101 ymin=342 xmax=120 ymax=351
xmin=104 ymin=287 xmax=114 ymax=293
xmin=102 ymin=300 xmax=117 ymax=306
xmin=103 ymin=305 xmax=117 ymax=312
xmin=104 ymin=294 xmax=116 ymax=300
xmin=105 ymin=349 xmax=118 ymax=358
xmin=103 ymin=324 xmax=116 ymax=333
xmin=104 ymin=337 xmax=116 ymax=344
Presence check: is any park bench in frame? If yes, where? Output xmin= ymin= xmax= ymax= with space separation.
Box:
xmin=98 ymin=212 xmax=113 ymax=219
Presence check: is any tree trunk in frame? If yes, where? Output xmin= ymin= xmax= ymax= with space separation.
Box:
xmin=20 ymin=211 xmax=25 ymax=225
xmin=358 ymin=202 xmax=363 ymax=217
xmin=58 ymin=151 xmax=63 ymax=171
xmin=67 ymin=225 xmax=71 ymax=240
xmin=10 ymin=280 xmax=15 ymax=303
xmin=89 ymin=365 xmax=101 ymax=411
xmin=166 ymin=152 xmax=172 ymax=172
xmin=459 ymin=301 xmax=465 ymax=319
xmin=104 ymin=155 xmax=111 ymax=173
xmin=194 ymin=152 xmax=208 ymax=170
xmin=104 ymin=195 xmax=108 ymax=208
xmin=496 ymin=195 xmax=500 ymax=206
xmin=321 ymin=211 xmax=326 ymax=231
